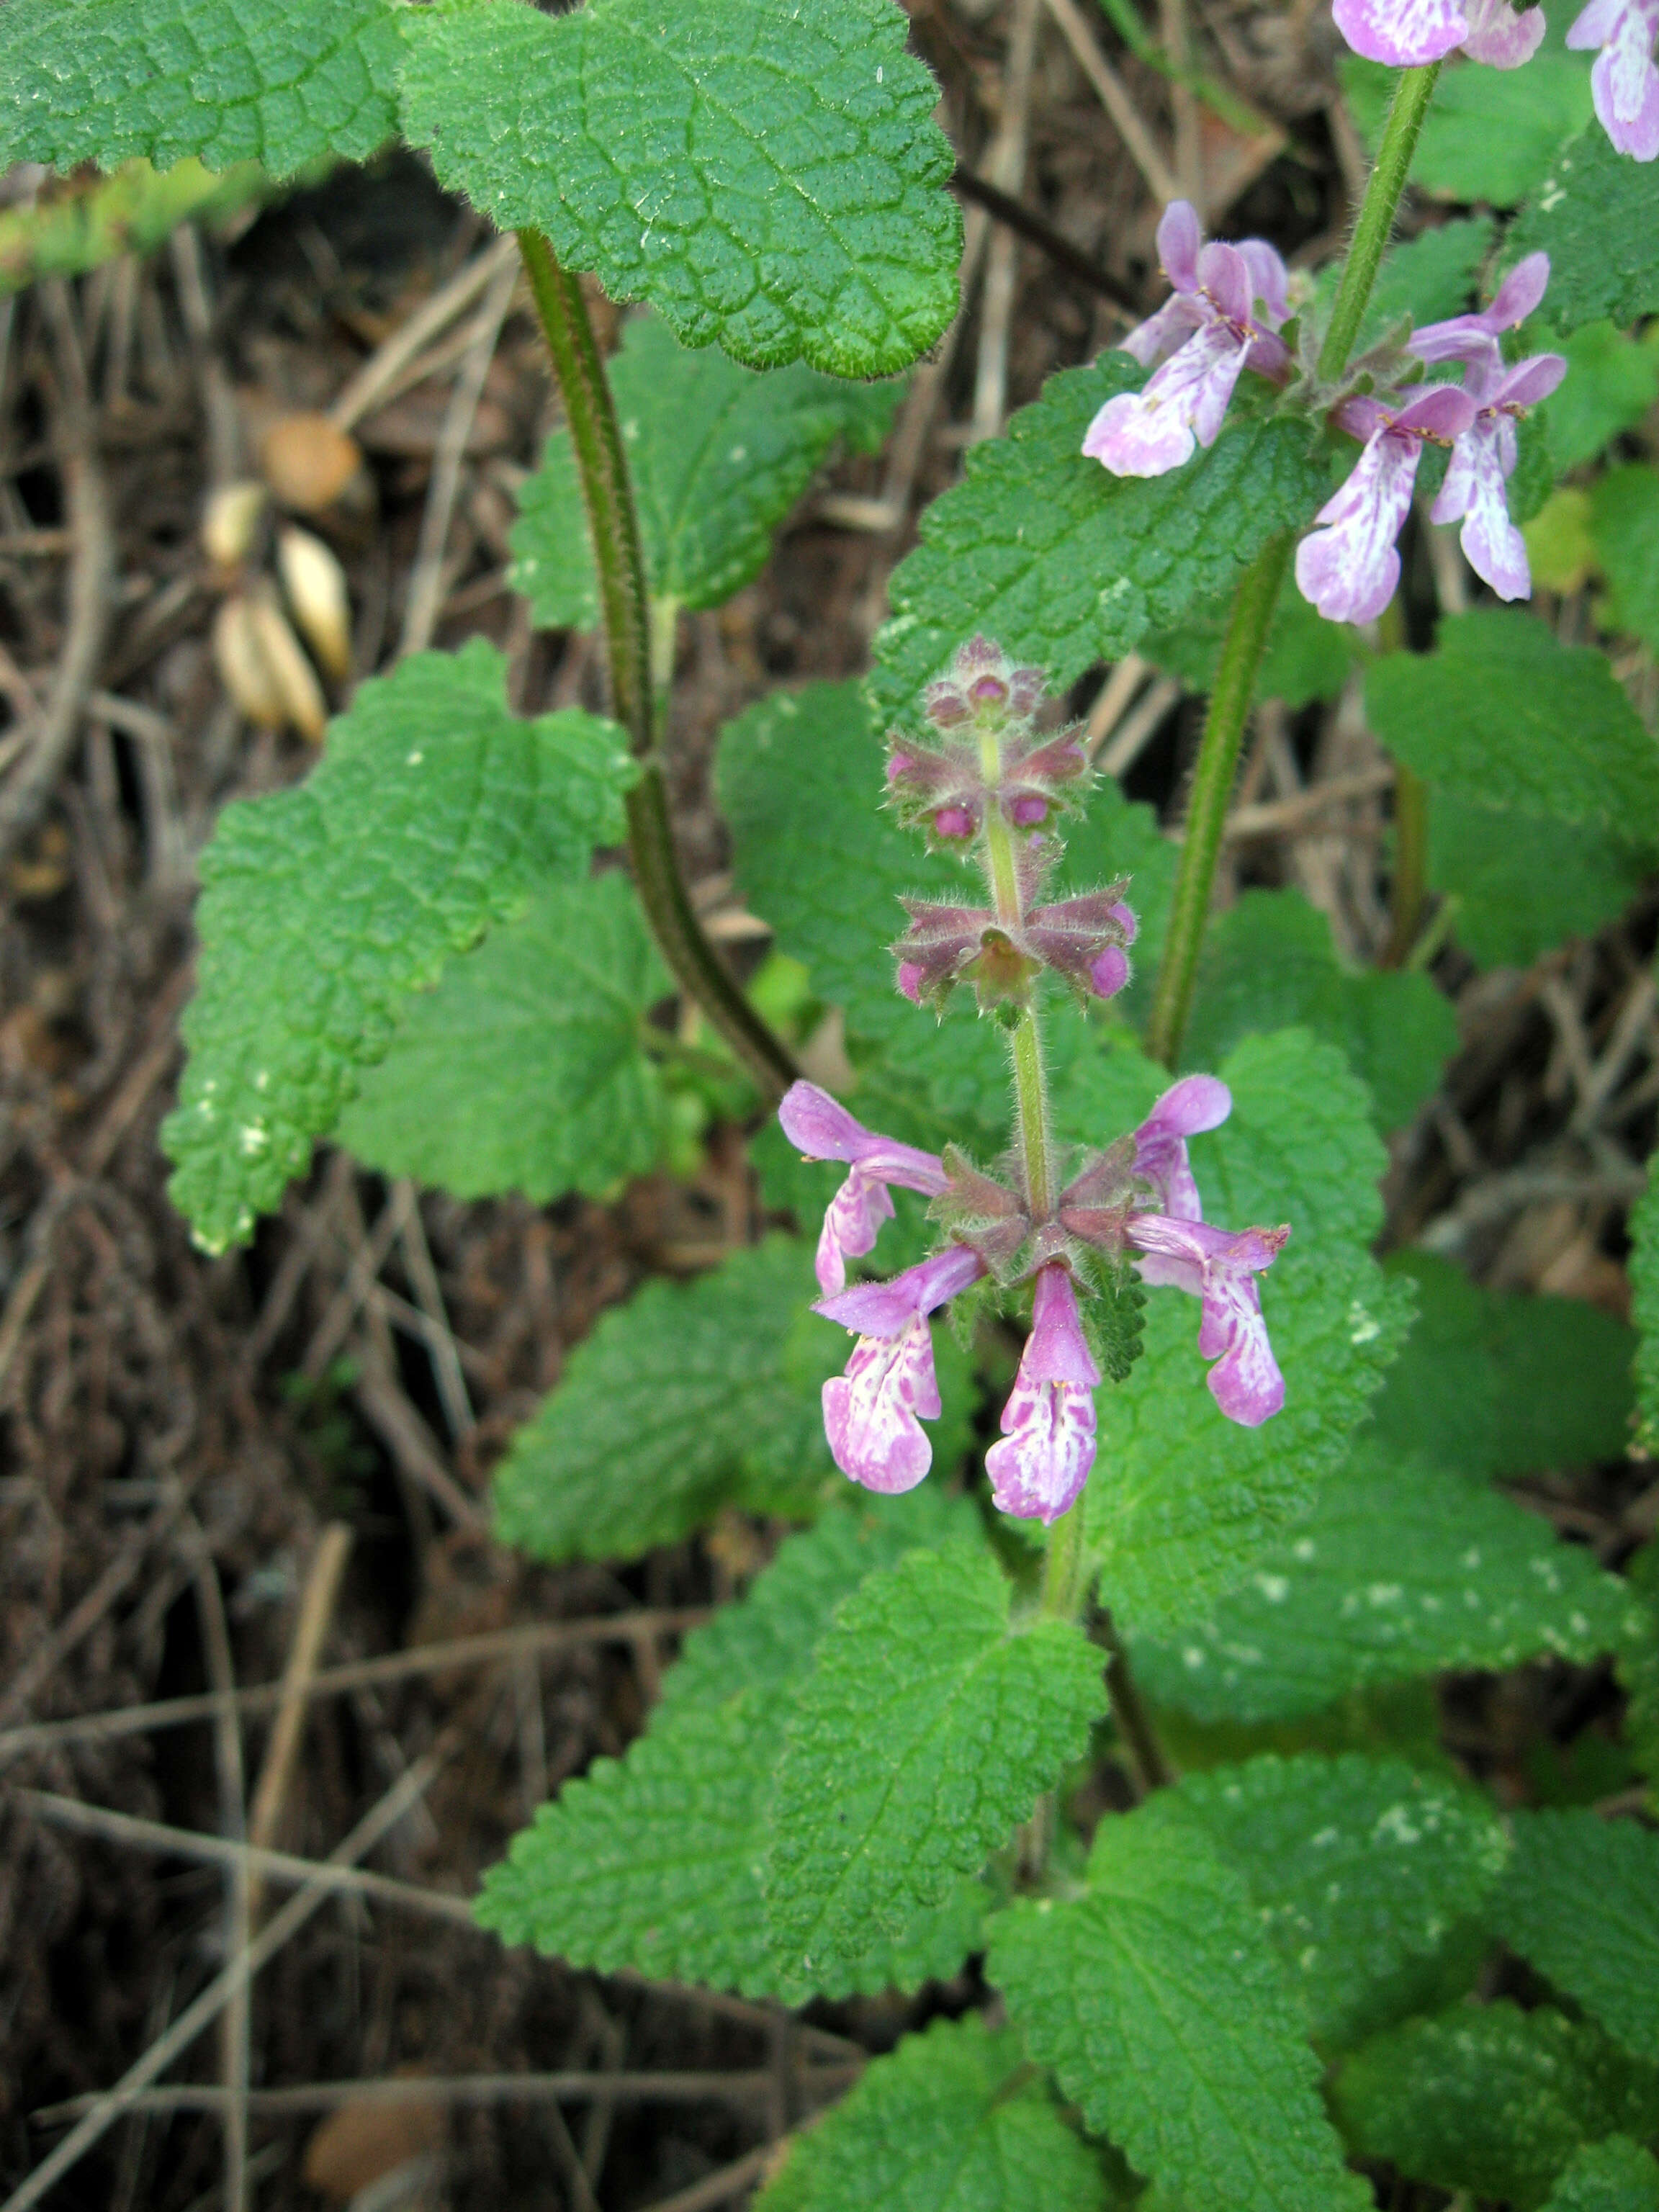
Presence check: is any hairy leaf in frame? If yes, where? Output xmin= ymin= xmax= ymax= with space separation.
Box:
xmin=756 ymin=2013 xmax=1110 ymax=2212
xmin=1182 ymin=899 xmax=1458 ymax=1131
xmin=1545 ymin=323 xmax=1659 ymax=473
xmin=1542 ymin=2137 xmax=1659 ymax=2212
xmin=1426 ymin=793 xmax=1652 ymax=971
xmin=1371 ymin=1250 xmax=1637 ymax=1480
xmin=163 ymin=641 xmax=631 ymax=1254
xmin=398 ymin=0 xmax=958 ymax=376
xmin=0 ymin=0 xmax=400 ymax=176
xmin=869 ymin=362 xmax=1327 ymax=727
xmin=338 ymin=873 xmax=670 ymax=1204
xmin=1161 ymin=1753 xmax=1509 ymax=2049
xmin=1509 ymin=125 xmax=1659 ymax=334
xmin=511 ymin=313 xmax=900 ymax=626
xmin=477 ymin=1491 xmax=989 ymax=2000
xmin=1364 ymin=610 xmax=1659 ymax=833
xmin=764 ymin=1544 xmax=1106 ymax=1982
xmin=1334 ymin=2002 xmax=1659 ymax=2206
xmin=1362 ymin=217 xmax=1498 ymax=344
xmin=989 ymin=1811 xmax=1370 ymax=2212
xmin=493 ymin=1237 xmax=974 ymax=1562
xmin=1130 ymin=1446 xmax=1646 ymax=1724
xmin=1141 ymin=573 xmax=1357 ymax=710
xmin=1492 ymin=1810 xmax=1659 ymax=2066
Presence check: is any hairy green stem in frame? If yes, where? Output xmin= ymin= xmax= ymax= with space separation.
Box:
xmin=1100 ymin=1612 xmax=1175 ymax=1795
xmin=1145 ymin=531 xmax=1292 ymax=1069
xmin=516 ymin=230 xmax=798 ymax=1100
xmin=1040 ymin=1503 xmax=1085 ymax=1619
xmin=1317 ymin=63 xmax=1442 ymax=383
xmin=1382 ymin=760 xmax=1429 ymax=967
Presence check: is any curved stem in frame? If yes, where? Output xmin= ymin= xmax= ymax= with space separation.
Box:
xmin=1145 ymin=530 xmax=1291 ymax=1069
xmin=516 ymin=230 xmax=798 ymax=1099
xmin=1100 ymin=1611 xmax=1175 ymax=1795
xmin=1318 ymin=62 xmax=1442 ymax=384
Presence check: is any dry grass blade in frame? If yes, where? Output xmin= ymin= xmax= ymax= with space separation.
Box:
xmin=244 ymin=1522 xmax=354 ymax=1920
xmin=1041 ymin=0 xmax=1180 ymax=204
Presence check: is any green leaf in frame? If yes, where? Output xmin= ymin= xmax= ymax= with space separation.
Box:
xmin=1340 ymin=49 xmax=1591 ymax=205
xmin=1086 ymin=1031 xmax=1412 ymax=1632
xmin=1333 ymin=2002 xmax=1659 ymax=2206
xmin=397 ymin=0 xmax=958 ymax=377
xmin=477 ymin=1491 xmax=989 ymax=2000
xmin=163 ymin=640 xmax=631 ymax=1254
xmin=1542 ymin=2136 xmax=1659 ymax=2212
xmin=1543 ymin=324 xmax=1659 ymax=474
xmin=763 ymin=1543 xmax=1107 ymax=1983
xmin=493 ymin=1236 xmax=976 ymax=1562
xmin=1179 ymin=891 xmax=1458 ymax=1132
xmin=1619 ymin=1542 xmax=1659 ymax=1797
xmin=1364 ymin=610 xmax=1659 ymax=835
xmin=1593 ymin=465 xmax=1659 ymax=657
xmin=1635 ymin=1173 xmax=1659 ymax=1456
xmin=1160 ymin=1753 xmax=1509 ymax=2051
xmin=337 ymin=873 xmax=670 ymax=1204
xmin=0 ymin=0 xmax=400 ymax=176
xmin=1370 ymin=1250 xmax=1637 ymax=1480
xmin=1130 ymin=1444 xmax=1646 ymax=1724
xmin=1427 ymin=793 xmax=1652 ymax=971
xmin=511 ymin=313 xmax=901 ymax=626
xmin=0 ymin=155 xmax=271 ymax=299
xmin=757 ymin=2014 xmax=1112 ymax=2212
xmin=1140 ymin=572 xmax=1357 ymax=710
xmin=868 ymin=361 xmax=1327 ymax=728
xmin=988 ymin=1809 xmax=1370 ymax=2212
xmin=1491 ymin=1810 xmax=1659 ymax=2066
xmin=1361 ymin=216 xmax=1498 ymax=346
xmin=1509 ymin=125 xmax=1659 ymax=335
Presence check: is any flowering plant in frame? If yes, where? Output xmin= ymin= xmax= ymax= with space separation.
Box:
xmin=6 ymin=1 xmax=1659 ymax=2208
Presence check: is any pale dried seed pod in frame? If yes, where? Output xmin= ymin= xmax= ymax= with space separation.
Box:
xmin=245 ymin=586 xmax=328 ymax=742
xmin=258 ymin=411 xmax=366 ymax=516
xmin=211 ymin=594 xmax=286 ymax=729
xmin=276 ymin=526 xmax=351 ymax=681
xmin=201 ymin=480 xmax=267 ymax=569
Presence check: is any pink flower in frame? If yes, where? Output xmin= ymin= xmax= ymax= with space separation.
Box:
xmin=1431 ymin=351 xmax=1566 ymax=599
xmin=1130 ymin=1074 xmax=1232 ymax=1221
xmin=1408 ymin=252 xmax=1551 ymax=373
xmin=1082 ymin=202 xmax=1290 ymax=480
xmin=1333 ymin=0 xmax=1544 ymax=66
xmin=985 ymin=1264 xmax=1101 ymax=1523
xmin=816 ymin=1246 xmax=988 ymax=1495
xmin=1294 ymin=385 xmax=1478 ymax=626
xmin=1123 ymin=1215 xmax=1290 ymax=1426
xmin=778 ymin=1082 xmax=950 ymax=1295
xmin=1568 ymin=0 xmax=1659 ymax=158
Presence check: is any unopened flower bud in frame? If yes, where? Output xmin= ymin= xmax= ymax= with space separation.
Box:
xmin=896 ymin=961 xmax=924 ymax=1004
xmin=969 ymin=672 xmax=1008 ymax=706
xmin=887 ymin=752 xmax=914 ymax=782
xmin=1089 ymin=945 xmax=1130 ymax=999
xmin=934 ymin=805 xmax=974 ymax=839
xmin=1009 ymin=795 xmax=1048 ymax=827
xmin=924 ymin=682 xmax=969 ymax=728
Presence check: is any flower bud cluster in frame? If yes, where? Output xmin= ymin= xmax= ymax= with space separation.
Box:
xmin=886 ymin=637 xmax=1089 ymax=845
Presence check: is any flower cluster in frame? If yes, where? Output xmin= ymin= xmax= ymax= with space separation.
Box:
xmin=1084 ymin=204 xmax=1565 ymax=623
xmin=781 ymin=1077 xmax=1288 ymax=1524
xmin=1336 ymin=0 xmax=1657 ymax=162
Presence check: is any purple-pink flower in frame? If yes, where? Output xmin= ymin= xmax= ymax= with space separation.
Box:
xmin=1130 ymin=1073 xmax=1232 ymax=1221
xmin=816 ymin=1246 xmax=987 ymax=1494
xmin=778 ymin=1082 xmax=949 ymax=1295
xmin=1431 ymin=351 xmax=1567 ymax=598
xmin=1408 ymin=252 xmax=1550 ymax=373
xmin=1569 ymin=0 xmax=1659 ymax=158
xmin=1332 ymin=0 xmax=1545 ymax=67
xmin=1082 ymin=202 xmax=1290 ymax=479
xmin=1295 ymin=385 xmax=1478 ymax=626
xmin=984 ymin=1265 xmax=1101 ymax=1524
xmin=1123 ymin=1214 xmax=1290 ymax=1426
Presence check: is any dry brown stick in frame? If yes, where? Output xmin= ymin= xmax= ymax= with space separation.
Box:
xmin=0 ymin=1187 xmax=73 ymax=1397
xmin=0 ymin=302 xmax=116 ymax=869
xmin=0 ymin=1606 xmax=709 ymax=1761
xmin=1098 ymin=675 xmax=1181 ymax=780
xmin=398 ymin=253 xmax=520 ymax=659
xmin=3 ymin=1750 xmax=450 ymax=2212
xmin=641 ymin=2146 xmax=774 ymax=2212
xmin=302 ymin=1179 xmax=413 ymax=1381
xmin=394 ymin=1183 xmax=474 ymax=1437
xmin=1216 ymin=763 xmax=1398 ymax=843
xmin=81 ymin=961 xmax=196 ymax=1177
xmin=330 ymin=235 xmax=520 ymax=433
xmin=33 ymin=2069 xmax=861 ymax=2126
xmin=1041 ymin=0 xmax=1181 ymax=205
xmin=244 ymin=1523 xmax=354 ymax=1921
xmin=168 ymin=225 xmax=241 ymax=486
xmin=351 ymin=1349 xmax=488 ymax=1532
xmin=972 ymin=0 xmax=1043 ymax=444
xmin=182 ymin=1521 xmax=251 ymax=2212
xmin=1570 ymin=973 xmax=1658 ymax=1137
xmin=1159 ymin=0 xmax=1203 ymax=210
